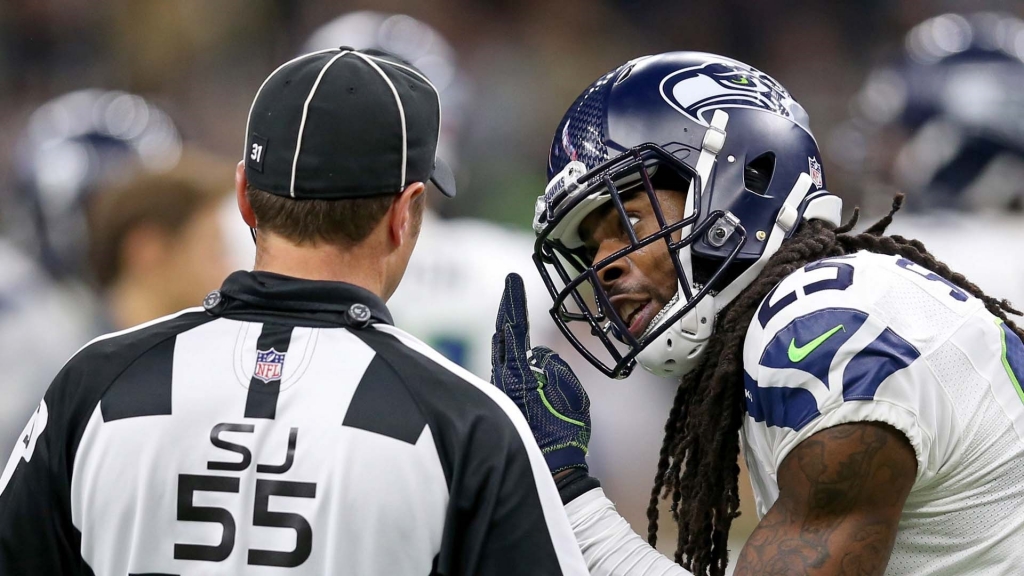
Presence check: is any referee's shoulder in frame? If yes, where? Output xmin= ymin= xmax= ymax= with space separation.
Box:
xmin=52 ymin=307 xmax=214 ymax=407
xmin=67 ymin=307 xmax=211 ymax=369
xmin=355 ymin=324 xmax=528 ymax=437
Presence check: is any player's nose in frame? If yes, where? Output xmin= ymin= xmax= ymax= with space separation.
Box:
xmin=594 ymin=243 xmax=630 ymax=287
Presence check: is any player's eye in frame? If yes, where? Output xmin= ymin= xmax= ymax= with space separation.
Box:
xmin=624 ymin=215 xmax=642 ymax=237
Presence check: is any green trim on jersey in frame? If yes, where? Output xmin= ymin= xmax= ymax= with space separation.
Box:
xmin=996 ymin=319 xmax=1024 ymax=405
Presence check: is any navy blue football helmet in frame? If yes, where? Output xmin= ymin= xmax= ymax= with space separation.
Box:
xmin=831 ymin=13 xmax=1024 ymax=213
xmin=8 ymin=89 xmax=181 ymax=279
xmin=533 ymin=52 xmax=842 ymax=379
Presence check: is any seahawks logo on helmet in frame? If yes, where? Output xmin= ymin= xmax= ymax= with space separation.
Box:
xmin=659 ymin=60 xmax=793 ymax=126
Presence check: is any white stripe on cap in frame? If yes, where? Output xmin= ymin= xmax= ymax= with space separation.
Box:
xmin=353 ymin=52 xmax=407 ymax=191
xmin=363 ymin=54 xmax=442 ymax=140
xmin=290 ymin=50 xmax=350 ymax=197
xmin=243 ymin=49 xmax=337 ymax=162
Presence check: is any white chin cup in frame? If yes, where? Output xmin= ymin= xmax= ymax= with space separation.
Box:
xmin=635 ymin=292 xmax=716 ymax=379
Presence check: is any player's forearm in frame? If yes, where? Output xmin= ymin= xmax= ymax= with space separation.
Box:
xmin=734 ymin=423 xmax=913 ymax=576
xmin=565 ymin=488 xmax=693 ymax=576
xmin=733 ymin=506 xmax=894 ymax=576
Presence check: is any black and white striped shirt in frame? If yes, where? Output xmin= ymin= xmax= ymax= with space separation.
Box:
xmin=0 ymin=271 xmax=588 ymax=575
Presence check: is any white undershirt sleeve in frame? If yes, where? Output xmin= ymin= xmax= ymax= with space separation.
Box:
xmin=565 ymin=488 xmax=694 ymax=576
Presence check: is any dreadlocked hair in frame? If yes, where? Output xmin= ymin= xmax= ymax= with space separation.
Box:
xmin=645 ymin=194 xmax=1024 ymax=576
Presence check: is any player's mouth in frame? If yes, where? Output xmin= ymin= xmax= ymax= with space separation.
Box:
xmin=611 ymin=296 xmax=659 ymax=338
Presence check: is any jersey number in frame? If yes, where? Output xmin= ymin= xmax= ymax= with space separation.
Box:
xmin=174 ymin=475 xmax=316 ymax=566
xmin=757 ymin=257 xmax=970 ymax=330
xmin=758 ymin=259 xmax=855 ymax=327
xmin=895 ymin=258 xmax=969 ymax=301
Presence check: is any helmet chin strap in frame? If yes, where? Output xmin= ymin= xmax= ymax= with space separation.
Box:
xmin=676 ymin=109 xmax=729 ymax=299
xmin=680 ymin=110 xmax=729 ymax=241
xmin=674 ymin=109 xmax=728 ymax=339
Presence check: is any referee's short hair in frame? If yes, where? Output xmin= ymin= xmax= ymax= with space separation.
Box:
xmin=245 ymin=184 xmax=424 ymax=247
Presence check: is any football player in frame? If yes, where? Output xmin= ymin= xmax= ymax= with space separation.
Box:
xmin=7 ymin=89 xmax=183 ymax=281
xmin=491 ymin=51 xmax=1024 ymax=575
xmin=829 ymin=12 xmax=1024 ymax=302
xmin=0 ymin=89 xmax=182 ymax=453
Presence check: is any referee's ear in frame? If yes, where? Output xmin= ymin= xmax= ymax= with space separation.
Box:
xmin=235 ymin=161 xmax=257 ymax=229
xmin=389 ymin=181 xmax=426 ymax=248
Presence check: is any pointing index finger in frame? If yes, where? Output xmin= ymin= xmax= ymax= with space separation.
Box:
xmin=496 ymin=273 xmax=531 ymax=354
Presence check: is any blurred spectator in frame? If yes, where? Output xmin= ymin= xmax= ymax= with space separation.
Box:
xmin=88 ymin=151 xmax=233 ymax=330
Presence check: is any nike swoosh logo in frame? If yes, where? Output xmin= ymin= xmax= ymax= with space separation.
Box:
xmin=788 ymin=324 xmax=845 ymax=363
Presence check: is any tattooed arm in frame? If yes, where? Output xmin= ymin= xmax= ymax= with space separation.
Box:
xmin=733 ymin=422 xmax=917 ymax=576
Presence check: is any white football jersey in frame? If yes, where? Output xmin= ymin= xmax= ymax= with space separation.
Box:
xmin=886 ymin=211 xmax=1024 ymax=308
xmin=742 ymin=250 xmax=1024 ymax=575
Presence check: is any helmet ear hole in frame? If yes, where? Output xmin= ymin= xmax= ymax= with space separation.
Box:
xmin=744 ymin=152 xmax=776 ymax=195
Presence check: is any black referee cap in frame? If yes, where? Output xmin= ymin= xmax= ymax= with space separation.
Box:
xmin=244 ymin=47 xmax=455 ymax=199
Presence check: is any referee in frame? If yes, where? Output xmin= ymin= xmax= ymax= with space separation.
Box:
xmin=0 ymin=48 xmax=588 ymax=575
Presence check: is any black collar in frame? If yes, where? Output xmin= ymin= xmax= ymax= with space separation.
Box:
xmin=206 ymin=271 xmax=393 ymax=327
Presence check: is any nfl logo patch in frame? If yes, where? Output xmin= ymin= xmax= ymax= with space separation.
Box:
xmin=808 ymin=157 xmax=823 ymax=189
xmin=253 ymin=348 xmax=285 ymax=383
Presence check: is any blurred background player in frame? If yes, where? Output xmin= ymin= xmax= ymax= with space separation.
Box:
xmin=214 ymin=10 xmax=682 ymax=538
xmin=0 ymin=236 xmax=90 ymax=462
xmin=7 ymin=89 xmax=182 ymax=281
xmin=830 ymin=12 xmax=1024 ymax=305
xmin=0 ymin=89 xmax=179 ymax=452
xmin=0 ymin=89 xmax=233 ymax=454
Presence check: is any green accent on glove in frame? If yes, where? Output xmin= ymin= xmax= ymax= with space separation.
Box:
xmin=538 ymin=383 xmax=587 ymax=427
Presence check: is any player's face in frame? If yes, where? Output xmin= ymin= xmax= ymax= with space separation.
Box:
xmin=578 ymin=188 xmax=686 ymax=339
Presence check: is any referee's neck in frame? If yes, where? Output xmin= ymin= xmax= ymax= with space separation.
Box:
xmin=251 ymin=224 xmax=419 ymax=302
